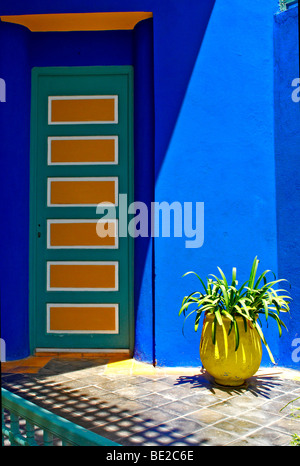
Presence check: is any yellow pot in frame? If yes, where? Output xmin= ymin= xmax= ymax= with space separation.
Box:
xmin=200 ymin=313 xmax=262 ymax=386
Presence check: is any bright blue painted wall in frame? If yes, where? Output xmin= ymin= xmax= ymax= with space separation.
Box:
xmin=274 ymin=6 xmax=300 ymax=369
xmin=154 ymin=0 xmax=281 ymax=367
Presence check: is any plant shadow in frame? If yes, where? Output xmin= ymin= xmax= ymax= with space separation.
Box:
xmin=172 ymin=368 xmax=286 ymax=399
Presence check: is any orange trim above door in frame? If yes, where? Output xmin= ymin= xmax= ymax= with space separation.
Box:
xmin=0 ymin=12 xmax=153 ymax=32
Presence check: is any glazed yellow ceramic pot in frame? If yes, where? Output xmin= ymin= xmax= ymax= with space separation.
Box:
xmin=200 ymin=313 xmax=262 ymax=386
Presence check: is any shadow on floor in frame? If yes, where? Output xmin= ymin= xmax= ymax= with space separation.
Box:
xmin=1 ymin=368 xmax=207 ymax=445
xmin=173 ymin=369 xmax=286 ymax=399
xmin=2 ymin=359 xmax=300 ymax=446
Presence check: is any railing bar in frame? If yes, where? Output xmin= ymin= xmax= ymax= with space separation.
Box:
xmin=279 ymin=0 xmax=298 ymax=11
xmin=43 ymin=429 xmax=54 ymax=446
xmin=2 ymin=409 xmax=7 ymax=446
xmin=61 ymin=440 xmax=70 ymax=446
xmin=10 ymin=413 xmax=20 ymax=446
xmin=2 ymin=426 xmax=11 ymax=444
xmin=2 ymin=388 xmax=121 ymax=447
xmin=9 ymin=432 xmax=30 ymax=446
xmin=25 ymin=420 xmax=38 ymax=446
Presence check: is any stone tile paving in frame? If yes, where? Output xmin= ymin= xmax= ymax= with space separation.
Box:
xmin=2 ymin=358 xmax=300 ymax=446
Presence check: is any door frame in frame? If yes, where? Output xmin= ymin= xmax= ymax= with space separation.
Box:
xmin=29 ymin=65 xmax=134 ymax=354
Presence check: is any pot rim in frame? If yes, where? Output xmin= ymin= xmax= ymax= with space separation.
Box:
xmin=204 ymin=312 xmax=257 ymax=322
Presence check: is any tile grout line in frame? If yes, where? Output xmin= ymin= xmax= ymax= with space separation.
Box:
xmin=2 ymin=362 xmax=300 ymax=446
xmin=211 ymin=389 xmax=300 ymax=445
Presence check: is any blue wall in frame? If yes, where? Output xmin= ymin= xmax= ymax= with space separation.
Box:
xmin=154 ymin=0 xmax=281 ymax=367
xmin=0 ymin=21 xmax=157 ymax=361
xmin=132 ymin=19 xmax=155 ymax=363
xmin=0 ymin=24 xmax=138 ymax=359
xmin=0 ymin=22 xmax=31 ymax=361
xmin=0 ymin=1 xmax=215 ymax=362
xmin=274 ymin=6 xmax=300 ymax=369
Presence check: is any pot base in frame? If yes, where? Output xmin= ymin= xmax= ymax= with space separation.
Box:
xmin=214 ymin=377 xmax=245 ymax=387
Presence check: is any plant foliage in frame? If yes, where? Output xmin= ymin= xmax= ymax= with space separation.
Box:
xmin=280 ymin=396 xmax=300 ymax=446
xmin=179 ymin=257 xmax=291 ymax=363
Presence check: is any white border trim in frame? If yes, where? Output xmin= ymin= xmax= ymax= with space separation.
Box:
xmin=46 ymin=303 xmax=119 ymax=334
xmin=47 ymin=261 xmax=119 ymax=291
xmin=47 ymin=136 xmax=118 ymax=166
xmin=47 ymin=219 xmax=119 ymax=249
xmin=47 ymin=177 xmax=119 ymax=207
xmin=48 ymin=95 xmax=118 ymax=125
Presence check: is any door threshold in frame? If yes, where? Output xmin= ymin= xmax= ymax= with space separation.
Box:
xmin=35 ymin=348 xmax=130 ymax=353
xmin=35 ymin=348 xmax=132 ymax=357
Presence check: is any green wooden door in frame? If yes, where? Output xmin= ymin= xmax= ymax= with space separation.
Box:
xmin=29 ymin=66 xmax=134 ymax=352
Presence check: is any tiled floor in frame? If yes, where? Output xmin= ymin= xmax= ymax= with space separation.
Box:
xmin=2 ymin=357 xmax=300 ymax=446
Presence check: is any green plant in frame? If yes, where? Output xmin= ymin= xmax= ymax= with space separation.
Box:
xmin=179 ymin=257 xmax=292 ymax=363
xmin=290 ymin=433 xmax=300 ymax=447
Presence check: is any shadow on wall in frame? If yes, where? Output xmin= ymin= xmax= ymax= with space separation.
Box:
xmin=0 ymin=1 xmax=216 ymax=362
xmin=274 ymin=6 xmax=300 ymax=369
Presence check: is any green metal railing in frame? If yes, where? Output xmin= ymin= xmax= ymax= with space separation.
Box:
xmin=2 ymin=388 xmax=121 ymax=446
xmin=279 ymin=0 xmax=298 ymax=11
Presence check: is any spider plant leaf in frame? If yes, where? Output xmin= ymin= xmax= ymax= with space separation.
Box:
xmin=179 ymin=291 xmax=200 ymax=313
xmin=181 ymin=308 xmax=201 ymax=335
xmin=198 ymin=303 xmax=217 ymax=314
xmin=228 ymin=320 xmax=233 ymax=336
xmin=215 ymin=309 xmax=223 ymax=326
xmin=231 ymin=267 xmax=237 ymax=286
xmin=275 ymin=316 xmax=283 ymax=337
xmin=236 ymin=279 xmax=251 ymax=297
xmin=263 ymin=341 xmax=275 ymax=364
xmin=253 ymin=320 xmax=264 ymax=341
xmin=260 ymin=279 xmax=289 ymax=294
xmin=194 ymin=311 xmax=203 ymax=332
xmin=254 ymin=324 xmax=276 ymax=363
xmin=212 ymin=316 xmax=217 ymax=345
xmin=220 ymin=285 xmax=229 ymax=307
xmin=233 ymin=318 xmax=239 ymax=351
xmin=253 ymin=325 xmax=276 ymax=364
xmin=178 ymin=299 xmax=198 ymax=316
xmin=235 ymin=308 xmax=252 ymax=323
xmin=248 ymin=257 xmax=259 ymax=290
xmin=239 ymin=301 xmax=251 ymax=317
xmin=182 ymin=271 xmax=208 ymax=293
xmin=240 ymin=315 xmax=248 ymax=332
xmin=268 ymin=311 xmax=288 ymax=336
xmin=221 ymin=310 xmax=234 ymax=321
xmin=217 ymin=267 xmax=229 ymax=288
xmin=253 ymin=270 xmax=275 ymax=289
xmin=208 ymin=274 xmax=225 ymax=292
xmin=262 ymin=299 xmax=269 ymax=321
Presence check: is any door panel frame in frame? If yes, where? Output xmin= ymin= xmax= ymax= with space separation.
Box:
xmin=29 ymin=66 xmax=134 ymax=354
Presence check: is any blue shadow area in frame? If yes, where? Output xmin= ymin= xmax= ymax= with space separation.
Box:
xmin=274 ymin=6 xmax=300 ymax=369
xmin=0 ymin=22 xmax=31 ymax=361
xmin=0 ymin=2 xmax=215 ymax=362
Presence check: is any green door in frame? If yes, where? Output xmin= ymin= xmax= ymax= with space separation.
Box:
xmin=29 ymin=66 xmax=134 ymax=352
